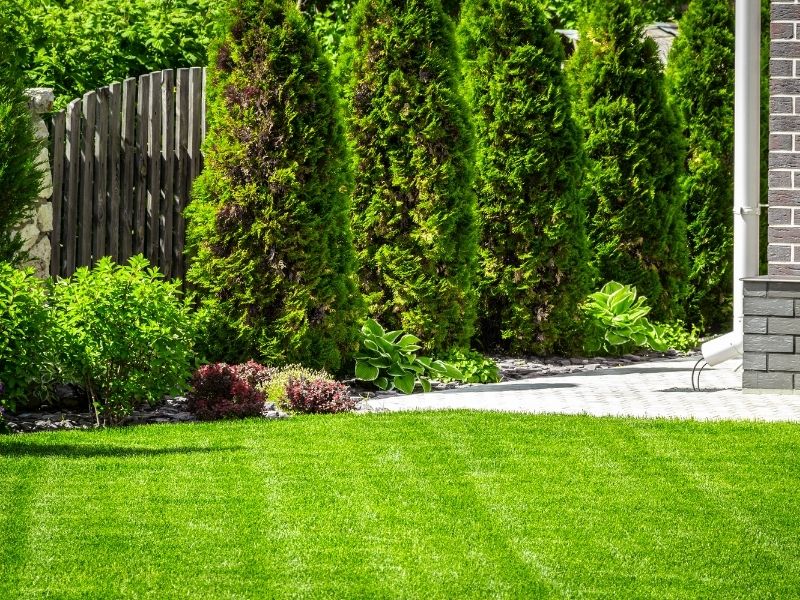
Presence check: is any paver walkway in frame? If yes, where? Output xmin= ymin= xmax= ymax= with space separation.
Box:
xmin=364 ymin=357 xmax=800 ymax=422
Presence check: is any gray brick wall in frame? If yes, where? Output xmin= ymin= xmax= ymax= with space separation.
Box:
xmin=770 ymin=1 xmax=800 ymax=275
xmin=743 ymin=278 xmax=800 ymax=389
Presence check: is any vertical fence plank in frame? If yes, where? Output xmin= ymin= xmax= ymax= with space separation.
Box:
xmin=93 ymin=87 xmax=109 ymax=263
xmin=50 ymin=112 xmax=66 ymax=278
xmin=174 ymin=68 xmax=190 ymax=281
xmin=80 ymin=92 xmax=96 ymax=267
xmin=135 ymin=74 xmax=150 ymax=255
xmin=64 ymin=99 xmax=81 ymax=277
xmin=108 ymin=82 xmax=122 ymax=262
xmin=120 ymin=77 xmax=136 ymax=262
xmin=161 ymin=69 xmax=175 ymax=277
xmin=147 ymin=71 xmax=162 ymax=266
xmin=188 ymin=67 xmax=203 ymax=186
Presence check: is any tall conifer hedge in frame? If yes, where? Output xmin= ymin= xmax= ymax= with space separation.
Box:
xmin=339 ymin=0 xmax=478 ymax=352
xmin=0 ymin=14 xmax=42 ymax=263
xmin=185 ymin=0 xmax=362 ymax=372
xmin=459 ymin=0 xmax=592 ymax=354
xmin=666 ymin=0 xmax=734 ymax=332
xmin=569 ymin=0 xmax=688 ymax=321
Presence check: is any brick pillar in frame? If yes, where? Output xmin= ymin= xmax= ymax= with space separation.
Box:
xmin=743 ymin=1 xmax=800 ymax=391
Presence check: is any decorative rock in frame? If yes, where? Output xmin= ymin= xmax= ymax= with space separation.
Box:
xmin=25 ymin=88 xmax=55 ymax=114
xmin=18 ymin=223 xmax=40 ymax=252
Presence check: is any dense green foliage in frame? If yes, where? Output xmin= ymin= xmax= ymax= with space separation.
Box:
xmin=569 ymin=0 xmax=688 ymax=321
xmin=666 ymin=0 xmax=734 ymax=332
xmin=0 ymin=264 xmax=53 ymax=410
xmin=3 ymin=414 xmax=800 ymax=597
xmin=437 ymin=348 xmax=501 ymax=383
xmin=186 ymin=0 xmax=362 ymax=373
xmin=51 ymin=256 xmax=195 ymax=422
xmin=340 ymin=0 xmax=479 ymax=352
xmin=580 ymin=281 xmax=667 ymax=356
xmin=354 ymin=319 xmax=462 ymax=394
xmin=459 ymin=0 xmax=592 ymax=354
xmin=3 ymin=0 xmax=223 ymax=108
xmin=545 ymin=0 xmax=685 ymax=29
xmin=0 ymin=14 xmax=42 ymax=263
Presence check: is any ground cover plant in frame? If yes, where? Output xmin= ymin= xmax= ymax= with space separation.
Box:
xmin=0 ymin=413 xmax=798 ymax=598
xmin=569 ymin=0 xmax=688 ymax=322
xmin=459 ymin=0 xmax=592 ymax=355
xmin=186 ymin=0 xmax=362 ymax=373
xmin=339 ymin=0 xmax=479 ymax=352
xmin=667 ymin=0 xmax=735 ymax=333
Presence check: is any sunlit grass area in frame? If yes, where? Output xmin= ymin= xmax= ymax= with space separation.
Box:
xmin=1 ymin=412 xmax=798 ymax=598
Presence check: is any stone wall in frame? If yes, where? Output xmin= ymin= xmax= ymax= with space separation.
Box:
xmin=13 ymin=88 xmax=54 ymax=278
xmin=743 ymin=277 xmax=800 ymax=391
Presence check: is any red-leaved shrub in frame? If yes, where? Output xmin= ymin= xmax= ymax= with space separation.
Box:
xmin=187 ymin=361 xmax=273 ymax=420
xmin=283 ymin=377 xmax=356 ymax=414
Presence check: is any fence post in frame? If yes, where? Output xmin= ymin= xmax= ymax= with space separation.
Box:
xmin=16 ymin=88 xmax=55 ymax=278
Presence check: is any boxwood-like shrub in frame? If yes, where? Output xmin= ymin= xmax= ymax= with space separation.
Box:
xmin=51 ymin=256 xmax=195 ymax=423
xmin=186 ymin=0 xmax=362 ymax=373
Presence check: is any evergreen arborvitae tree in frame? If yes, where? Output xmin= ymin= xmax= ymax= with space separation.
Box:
xmin=0 ymin=14 xmax=42 ymax=263
xmin=185 ymin=0 xmax=362 ymax=372
xmin=458 ymin=0 xmax=593 ymax=354
xmin=666 ymin=0 xmax=734 ymax=332
xmin=339 ymin=0 xmax=478 ymax=352
xmin=569 ymin=0 xmax=688 ymax=321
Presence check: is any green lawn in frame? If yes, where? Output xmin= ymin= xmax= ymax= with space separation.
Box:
xmin=1 ymin=412 xmax=798 ymax=599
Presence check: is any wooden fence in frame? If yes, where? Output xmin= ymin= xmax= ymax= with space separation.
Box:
xmin=49 ymin=67 xmax=207 ymax=280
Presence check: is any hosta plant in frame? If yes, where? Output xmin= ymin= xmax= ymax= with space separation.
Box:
xmin=355 ymin=320 xmax=462 ymax=394
xmin=581 ymin=282 xmax=668 ymax=356
xmin=438 ymin=349 xmax=501 ymax=384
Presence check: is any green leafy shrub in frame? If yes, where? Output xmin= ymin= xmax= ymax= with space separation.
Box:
xmin=666 ymin=0 xmax=734 ymax=332
xmin=581 ymin=282 xmax=667 ymax=356
xmin=0 ymin=263 xmax=54 ymax=410
xmin=3 ymin=0 xmax=224 ymax=108
xmin=309 ymin=0 xmax=353 ymax=63
xmin=657 ymin=320 xmax=700 ymax=353
xmin=0 ymin=13 xmax=43 ymax=263
xmin=186 ymin=0 xmax=362 ymax=373
xmin=284 ymin=377 xmax=355 ymax=414
xmin=51 ymin=256 xmax=195 ymax=423
xmin=459 ymin=0 xmax=593 ymax=354
xmin=262 ymin=365 xmax=333 ymax=409
xmin=569 ymin=0 xmax=688 ymax=322
xmin=187 ymin=361 xmax=273 ymax=420
xmin=355 ymin=319 xmax=462 ymax=394
xmin=339 ymin=0 xmax=479 ymax=352
xmin=438 ymin=349 xmax=500 ymax=384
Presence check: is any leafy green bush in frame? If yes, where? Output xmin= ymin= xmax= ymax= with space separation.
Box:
xmin=186 ymin=0 xmax=362 ymax=373
xmin=0 ymin=263 xmax=54 ymax=410
xmin=459 ymin=0 xmax=593 ymax=355
xmin=51 ymin=256 xmax=195 ymax=423
xmin=438 ymin=349 xmax=500 ymax=384
xmin=4 ymin=0 xmax=224 ymax=108
xmin=0 ymin=13 xmax=43 ymax=263
xmin=339 ymin=0 xmax=479 ymax=353
xmin=666 ymin=0 xmax=734 ymax=332
xmin=657 ymin=320 xmax=700 ymax=353
xmin=309 ymin=0 xmax=353 ymax=63
xmin=355 ymin=319 xmax=462 ymax=394
xmin=262 ymin=365 xmax=333 ymax=409
xmin=581 ymin=282 xmax=667 ymax=356
xmin=569 ymin=0 xmax=688 ymax=322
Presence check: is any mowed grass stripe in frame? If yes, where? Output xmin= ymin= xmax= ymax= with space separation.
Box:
xmin=0 ymin=412 xmax=798 ymax=599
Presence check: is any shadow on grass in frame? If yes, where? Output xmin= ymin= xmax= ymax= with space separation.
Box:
xmin=0 ymin=442 xmax=243 ymax=459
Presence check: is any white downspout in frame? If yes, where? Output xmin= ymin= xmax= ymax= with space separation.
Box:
xmin=701 ymin=0 xmax=761 ymax=366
